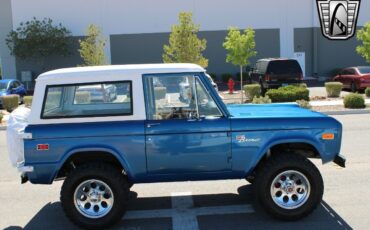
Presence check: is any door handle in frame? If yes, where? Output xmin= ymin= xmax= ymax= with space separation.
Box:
xmin=146 ymin=123 xmax=160 ymax=128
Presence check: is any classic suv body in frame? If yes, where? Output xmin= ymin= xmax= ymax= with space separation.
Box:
xmin=16 ymin=64 xmax=343 ymax=185
xmin=8 ymin=64 xmax=346 ymax=228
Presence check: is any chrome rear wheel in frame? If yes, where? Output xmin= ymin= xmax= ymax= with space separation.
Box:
xmin=74 ymin=179 xmax=114 ymax=219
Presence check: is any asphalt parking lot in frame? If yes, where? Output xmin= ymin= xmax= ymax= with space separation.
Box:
xmin=0 ymin=114 xmax=369 ymax=230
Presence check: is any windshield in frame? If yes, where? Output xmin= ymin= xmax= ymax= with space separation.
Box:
xmin=358 ymin=67 xmax=370 ymax=74
xmin=0 ymin=82 xmax=8 ymax=91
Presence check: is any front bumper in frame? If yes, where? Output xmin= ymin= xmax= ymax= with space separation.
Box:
xmin=334 ymin=154 xmax=346 ymax=168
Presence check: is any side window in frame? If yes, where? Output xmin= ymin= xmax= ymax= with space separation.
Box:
xmin=42 ymin=81 xmax=132 ymax=118
xmin=146 ymin=75 xmax=222 ymax=120
xmin=348 ymin=69 xmax=355 ymax=75
xmin=195 ymin=77 xmax=222 ymax=118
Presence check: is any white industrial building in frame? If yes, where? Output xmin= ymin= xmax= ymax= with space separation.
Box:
xmin=0 ymin=0 xmax=369 ymax=83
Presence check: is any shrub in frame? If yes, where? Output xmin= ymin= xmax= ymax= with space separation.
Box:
xmin=23 ymin=96 xmax=33 ymax=107
xmin=244 ymin=84 xmax=261 ymax=100
xmin=154 ymin=87 xmax=167 ymax=99
xmin=365 ymin=87 xmax=370 ymax=98
xmin=296 ymin=100 xmax=311 ymax=109
xmin=0 ymin=113 xmax=3 ymax=123
xmin=222 ymin=73 xmax=232 ymax=83
xmin=252 ymin=95 xmax=271 ymax=104
xmin=325 ymin=82 xmax=343 ymax=98
xmin=6 ymin=18 xmax=71 ymax=61
xmin=266 ymin=85 xmax=309 ymax=102
xmin=1 ymin=95 xmax=19 ymax=112
xmin=75 ymin=91 xmax=91 ymax=104
xmin=343 ymin=93 xmax=365 ymax=109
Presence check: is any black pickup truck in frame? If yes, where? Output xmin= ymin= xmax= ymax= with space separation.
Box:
xmin=249 ymin=58 xmax=303 ymax=93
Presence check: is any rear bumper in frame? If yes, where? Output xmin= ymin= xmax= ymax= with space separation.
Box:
xmin=333 ymin=154 xmax=346 ymax=168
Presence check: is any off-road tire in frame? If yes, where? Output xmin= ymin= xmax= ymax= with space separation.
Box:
xmin=60 ymin=162 xmax=129 ymax=229
xmin=253 ymin=153 xmax=324 ymax=220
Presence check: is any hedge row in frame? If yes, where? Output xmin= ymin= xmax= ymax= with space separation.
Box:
xmin=266 ymin=85 xmax=309 ymax=102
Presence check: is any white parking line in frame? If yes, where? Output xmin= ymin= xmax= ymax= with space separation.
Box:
xmin=124 ymin=191 xmax=255 ymax=230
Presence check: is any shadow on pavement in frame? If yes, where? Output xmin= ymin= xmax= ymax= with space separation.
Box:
xmin=4 ymin=185 xmax=352 ymax=230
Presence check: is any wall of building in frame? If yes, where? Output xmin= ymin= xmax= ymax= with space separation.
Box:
xmin=0 ymin=0 xmax=16 ymax=78
xmin=1 ymin=0 xmax=369 ymax=79
xmin=15 ymin=37 xmax=84 ymax=82
xmin=111 ymin=29 xmax=280 ymax=75
xmin=294 ymin=27 xmax=368 ymax=78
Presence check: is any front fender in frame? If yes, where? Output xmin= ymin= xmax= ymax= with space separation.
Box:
xmin=231 ymin=129 xmax=336 ymax=177
xmin=248 ymin=137 xmax=322 ymax=174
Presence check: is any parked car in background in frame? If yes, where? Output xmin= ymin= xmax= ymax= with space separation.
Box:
xmin=333 ymin=66 xmax=370 ymax=92
xmin=76 ymin=84 xmax=117 ymax=102
xmin=0 ymin=79 xmax=27 ymax=103
xmin=249 ymin=58 xmax=303 ymax=94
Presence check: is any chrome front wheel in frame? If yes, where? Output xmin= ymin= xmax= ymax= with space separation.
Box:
xmin=254 ymin=153 xmax=324 ymax=220
xmin=270 ymin=170 xmax=310 ymax=210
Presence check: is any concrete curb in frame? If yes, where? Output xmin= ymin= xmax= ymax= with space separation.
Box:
xmin=323 ymin=110 xmax=370 ymax=116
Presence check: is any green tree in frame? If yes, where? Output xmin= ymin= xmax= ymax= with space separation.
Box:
xmin=6 ymin=17 xmax=71 ymax=63
xmin=357 ymin=22 xmax=370 ymax=63
xmin=223 ymin=27 xmax=257 ymax=103
xmin=79 ymin=24 xmax=107 ymax=66
xmin=163 ymin=12 xmax=208 ymax=68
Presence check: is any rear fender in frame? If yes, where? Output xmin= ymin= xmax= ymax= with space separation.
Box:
xmin=55 ymin=146 xmax=133 ymax=180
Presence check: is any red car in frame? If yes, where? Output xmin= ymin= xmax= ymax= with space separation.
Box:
xmin=334 ymin=66 xmax=370 ymax=92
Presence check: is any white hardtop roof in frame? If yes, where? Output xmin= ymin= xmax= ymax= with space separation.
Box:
xmin=37 ymin=63 xmax=205 ymax=81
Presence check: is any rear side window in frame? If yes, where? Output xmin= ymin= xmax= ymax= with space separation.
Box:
xmin=42 ymin=81 xmax=132 ymax=119
xmin=267 ymin=60 xmax=302 ymax=74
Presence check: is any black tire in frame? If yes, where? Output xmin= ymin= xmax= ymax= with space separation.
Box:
xmin=60 ymin=162 xmax=129 ymax=229
xmin=253 ymin=153 xmax=323 ymax=220
xmin=351 ymin=82 xmax=357 ymax=93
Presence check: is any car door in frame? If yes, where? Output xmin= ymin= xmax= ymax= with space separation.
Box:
xmin=144 ymin=73 xmax=231 ymax=174
xmin=341 ymin=69 xmax=351 ymax=88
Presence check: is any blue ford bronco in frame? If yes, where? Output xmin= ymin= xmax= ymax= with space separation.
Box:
xmin=7 ymin=64 xmax=345 ymax=229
